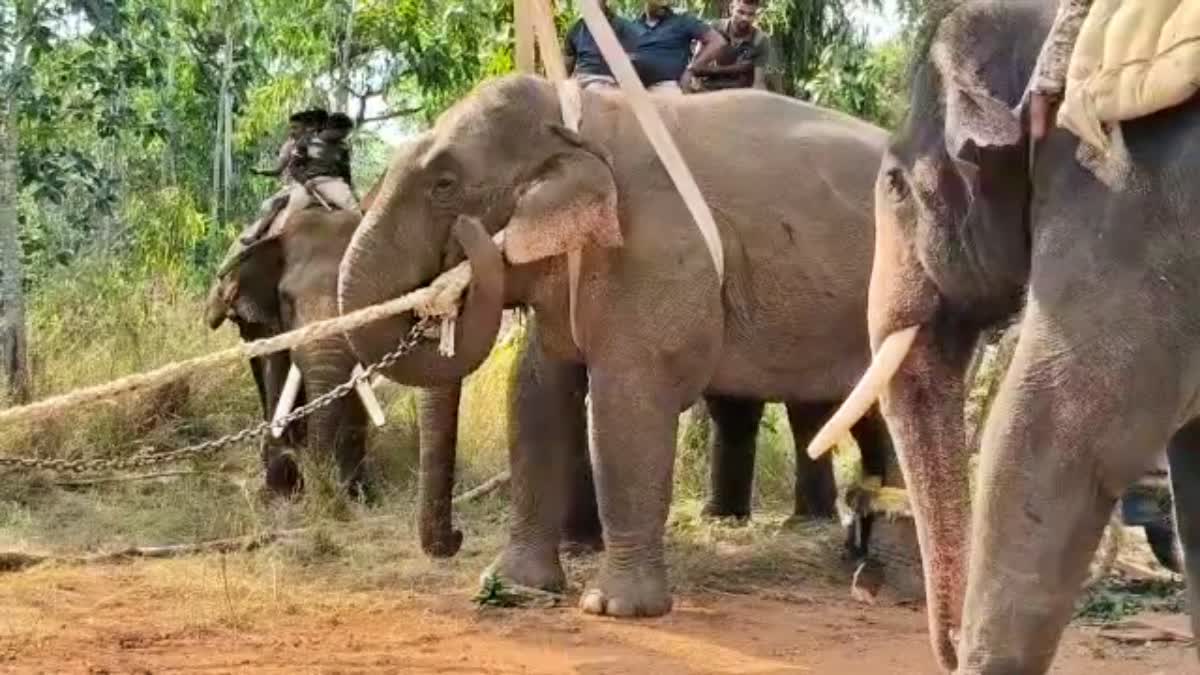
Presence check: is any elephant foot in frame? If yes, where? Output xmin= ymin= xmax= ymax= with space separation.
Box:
xmin=264 ymin=452 xmax=304 ymax=498
xmin=700 ymin=502 xmax=751 ymax=523
xmin=422 ymin=528 xmax=464 ymax=558
xmin=579 ymin=562 xmax=672 ymax=618
xmin=483 ymin=544 xmax=566 ymax=594
xmin=782 ymin=512 xmax=836 ymax=530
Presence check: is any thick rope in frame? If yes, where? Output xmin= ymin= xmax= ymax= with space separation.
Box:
xmin=0 ymin=257 xmax=478 ymax=429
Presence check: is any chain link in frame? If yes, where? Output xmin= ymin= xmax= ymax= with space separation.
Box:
xmin=0 ymin=318 xmax=433 ymax=476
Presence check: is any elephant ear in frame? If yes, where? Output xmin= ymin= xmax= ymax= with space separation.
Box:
xmin=207 ymin=236 xmax=287 ymax=330
xmin=502 ymin=124 xmax=622 ymax=265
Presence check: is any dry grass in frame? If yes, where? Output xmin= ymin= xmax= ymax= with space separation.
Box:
xmin=0 ymin=266 xmax=953 ymax=600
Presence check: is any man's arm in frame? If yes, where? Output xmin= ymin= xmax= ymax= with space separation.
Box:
xmin=251 ymin=138 xmax=294 ymax=176
xmin=752 ymin=36 xmax=771 ymax=90
xmin=1028 ymin=0 xmax=1093 ymax=140
xmin=688 ymin=27 xmax=726 ymax=72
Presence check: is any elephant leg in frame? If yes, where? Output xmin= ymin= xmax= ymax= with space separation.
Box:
xmin=701 ymin=395 xmax=764 ymax=520
xmin=1166 ymin=418 xmax=1200 ymax=659
xmin=785 ymin=401 xmax=837 ymax=520
xmin=486 ymin=322 xmax=575 ymax=591
xmin=579 ymin=364 xmax=678 ymax=618
xmin=418 ymin=383 xmax=464 ymax=558
xmin=261 ymin=350 xmax=304 ymax=496
xmin=559 ymin=365 xmax=603 ymax=554
xmin=292 ymin=340 xmax=368 ymax=497
xmin=957 ymin=306 xmax=1177 ymax=674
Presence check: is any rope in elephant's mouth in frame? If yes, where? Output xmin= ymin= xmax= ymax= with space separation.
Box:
xmin=0 ymin=319 xmax=434 ymax=475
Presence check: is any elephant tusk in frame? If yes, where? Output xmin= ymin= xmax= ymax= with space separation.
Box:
xmin=352 ymin=363 xmax=387 ymax=427
xmin=271 ymin=364 xmax=303 ymax=439
xmin=806 ymin=325 xmax=920 ymax=459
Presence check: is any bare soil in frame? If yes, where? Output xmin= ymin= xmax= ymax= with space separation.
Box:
xmin=0 ymin=559 xmax=1193 ymax=675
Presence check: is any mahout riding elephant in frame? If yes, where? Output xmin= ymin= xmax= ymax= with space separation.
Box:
xmin=808 ymin=1 xmax=1200 ymax=671
xmin=337 ymin=75 xmax=888 ymax=617
xmin=205 ymin=176 xmax=473 ymax=556
xmin=206 ymin=168 xmax=604 ymax=558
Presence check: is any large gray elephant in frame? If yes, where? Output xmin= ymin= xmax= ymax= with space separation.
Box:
xmin=336 ymin=75 xmax=888 ymax=617
xmin=204 ymin=185 xmax=469 ymax=556
xmin=206 ymin=173 xmax=608 ymax=557
xmin=809 ymin=1 xmax=1200 ymax=671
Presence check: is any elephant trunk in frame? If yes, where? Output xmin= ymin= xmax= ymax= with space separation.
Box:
xmin=339 ymin=214 xmax=505 ymax=387
xmin=879 ymin=323 xmax=976 ymax=673
xmin=294 ymin=340 xmax=368 ymax=492
xmin=417 ymin=384 xmax=464 ymax=557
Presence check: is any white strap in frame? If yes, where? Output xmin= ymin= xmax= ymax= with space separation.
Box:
xmin=556 ymin=79 xmax=586 ymax=351
xmin=578 ymin=0 xmax=724 ymax=282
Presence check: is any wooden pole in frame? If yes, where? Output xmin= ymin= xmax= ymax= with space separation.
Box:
xmin=514 ymin=0 xmax=536 ymax=74
xmin=529 ymin=0 xmax=566 ymax=81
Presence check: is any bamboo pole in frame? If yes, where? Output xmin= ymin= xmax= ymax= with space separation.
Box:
xmin=514 ymin=0 xmax=536 ymax=74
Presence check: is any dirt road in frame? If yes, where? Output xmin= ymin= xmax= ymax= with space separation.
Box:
xmin=0 ymin=559 xmax=1193 ymax=675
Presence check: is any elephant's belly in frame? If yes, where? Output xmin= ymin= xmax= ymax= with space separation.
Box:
xmin=705 ymin=336 xmax=869 ymax=404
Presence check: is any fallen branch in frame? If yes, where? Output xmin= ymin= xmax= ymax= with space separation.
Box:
xmin=0 ymin=529 xmax=306 ymax=574
xmin=54 ymin=470 xmax=207 ymax=488
xmin=453 ymin=471 xmax=510 ymax=504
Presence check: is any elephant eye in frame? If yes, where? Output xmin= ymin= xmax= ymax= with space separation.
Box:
xmin=432 ymin=172 xmax=458 ymax=198
xmin=885 ymin=167 xmax=910 ymax=202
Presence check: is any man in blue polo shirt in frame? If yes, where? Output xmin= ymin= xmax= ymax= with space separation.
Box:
xmin=630 ymin=0 xmax=726 ymax=94
xmin=564 ymin=1 xmax=640 ymax=90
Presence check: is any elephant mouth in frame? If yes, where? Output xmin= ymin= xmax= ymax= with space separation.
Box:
xmin=339 ymin=216 xmax=508 ymax=387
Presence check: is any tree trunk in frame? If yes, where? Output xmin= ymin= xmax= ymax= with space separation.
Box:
xmin=336 ymin=0 xmax=357 ymax=113
xmin=0 ymin=4 xmax=32 ymax=405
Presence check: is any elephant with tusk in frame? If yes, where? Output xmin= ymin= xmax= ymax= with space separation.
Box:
xmin=337 ymin=74 xmax=892 ymax=618
xmin=809 ymin=1 xmax=1200 ymax=671
xmin=204 ymin=172 xmax=473 ymax=556
xmin=206 ymin=164 xmax=605 ymax=558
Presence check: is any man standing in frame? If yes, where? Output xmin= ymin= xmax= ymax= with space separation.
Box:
xmin=564 ymin=0 xmax=640 ymax=90
xmin=629 ymin=0 xmax=726 ymax=94
xmin=690 ymin=0 xmax=772 ymax=92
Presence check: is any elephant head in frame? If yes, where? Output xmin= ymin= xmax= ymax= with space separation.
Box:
xmin=338 ymin=76 xmax=620 ymax=385
xmin=808 ymin=2 xmax=1056 ymax=670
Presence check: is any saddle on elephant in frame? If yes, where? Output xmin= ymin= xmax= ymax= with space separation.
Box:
xmin=1032 ymin=0 xmax=1200 ymax=152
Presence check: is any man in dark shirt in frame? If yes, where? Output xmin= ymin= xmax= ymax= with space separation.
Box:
xmin=691 ymin=0 xmax=772 ymax=92
xmin=630 ymin=0 xmax=726 ymax=94
xmin=564 ymin=0 xmax=639 ymax=90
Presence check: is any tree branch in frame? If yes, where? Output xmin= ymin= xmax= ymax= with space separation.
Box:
xmin=359 ymin=107 xmax=423 ymax=124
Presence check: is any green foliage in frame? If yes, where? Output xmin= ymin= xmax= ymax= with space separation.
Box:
xmin=1076 ymin=577 xmax=1186 ymax=622
xmin=804 ymin=37 xmax=907 ymax=129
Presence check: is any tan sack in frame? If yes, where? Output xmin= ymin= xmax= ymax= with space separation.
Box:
xmin=1058 ymin=0 xmax=1200 ymax=151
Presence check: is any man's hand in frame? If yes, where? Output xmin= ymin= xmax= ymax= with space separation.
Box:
xmin=1030 ymin=92 xmax=1061 ymax=142
xmin=689 ymin=27 xmax=727 ymax=72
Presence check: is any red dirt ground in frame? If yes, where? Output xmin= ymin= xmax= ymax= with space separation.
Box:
xmin=0 ymin=560 xmax=1194 ymax=675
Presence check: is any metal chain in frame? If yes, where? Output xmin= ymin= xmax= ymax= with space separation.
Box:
xmin=0 ymin=319 xmax=433 ymax=476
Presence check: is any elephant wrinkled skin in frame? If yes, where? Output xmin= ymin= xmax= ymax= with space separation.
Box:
xmin=818 ymin=0 xmax=1200 ymax=671
xmin=337 ymin=76 xmax=888 ymax=618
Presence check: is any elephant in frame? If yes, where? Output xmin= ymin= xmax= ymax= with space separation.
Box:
xmin=697 ymin=395 xmax=893 ymax=531
xmin=204 ymin=179 xmax=471 ymax=556
xmin=205 ymin=168 xmax=609 ymax=557
xmin=807 ymin=0 xmax=1200 ymax=671
xmin=336 ymin=74 xmax=889 ymax=618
